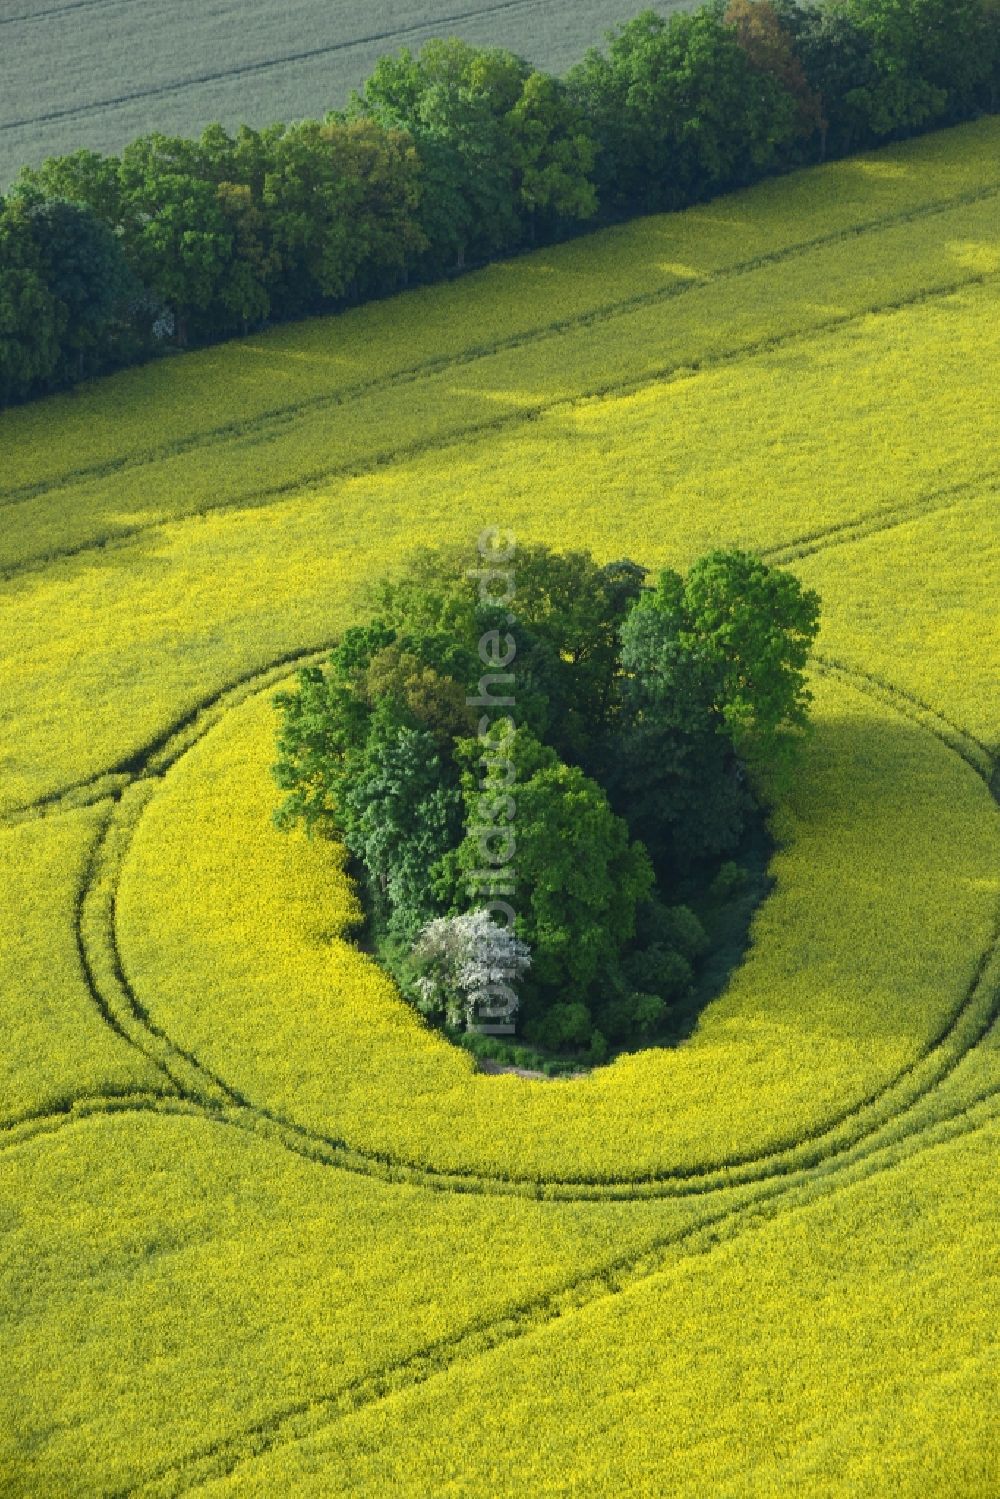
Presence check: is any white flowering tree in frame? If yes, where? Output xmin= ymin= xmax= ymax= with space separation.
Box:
xmin=408 ymin=909 xmax=531 ymax=1031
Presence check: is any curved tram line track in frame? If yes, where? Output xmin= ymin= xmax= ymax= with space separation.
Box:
xmin=2 ymin=635 xmax=997 ymax=1201
xmin=123 ymin=1093 xmax=1000 ymax=1498
xmin=2 ymin=511 xmax=997 ymax=1493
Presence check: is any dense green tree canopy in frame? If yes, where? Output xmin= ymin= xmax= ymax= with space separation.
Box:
xmin=628 ymin=549 xmax=822 ymax=755
xmin=273 ymin=543 xmax=820 ymax=1059
xmin=567 ymin=6 xmax=802 ymax=212
xmin=4 ymin=0 xmax=996 ymax=404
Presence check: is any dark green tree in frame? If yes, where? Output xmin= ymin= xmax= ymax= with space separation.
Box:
xmin=450 ymin=724 xmax=654 ymax=1004
xmin=480 ymin=545 xmax=647 ymax=763
xmin=567 ymin=6 xmax=800 ymax=215
xmin=775 ymin=2 xmax=877 ymax=156
xmin=11 ymin=147 xmax=123 ymax=222
xmin=337 ymin=710 xmax=463 ymax=944
xmin=26 ymin=199 xmax=135 ymax=380
xmin=355 ymin=40 xmax=526 ymax=269
xmin=725 ymin=0 xmax=824 ymax=147
xmin=848 ymin=0 xmax=999 ymax=126
xmin=263 ymin=117 xmax=424 ymax=314
xmin=274 ymin=544 xmax=821 ymax=1055
xmin=609 ymin=551 xmax=819 ymax=873
xmin=0 ymin=201 xmax=61 ymax=403
xmin=506 ymin=70 xmax=599 ymax=239
xmin=116 ymin=133 xmax=236 ymax=343
xmin=623 ymin=552 xmax=820 ymax=758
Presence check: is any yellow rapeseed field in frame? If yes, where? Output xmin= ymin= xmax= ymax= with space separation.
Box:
xmin=215 ymin=1115 xmax=1000 ymax=1499
xmin=113 ymin=677 xmax=1000 ymax=1184
xmin=1 ymin=118 xmax=998 ymax=1495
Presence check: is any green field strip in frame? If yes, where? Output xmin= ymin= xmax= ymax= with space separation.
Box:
xmin=3 ymin=180 xmax=999 ymax=516
xmin=126 ymin=1094 xmax=1000 ymax=1498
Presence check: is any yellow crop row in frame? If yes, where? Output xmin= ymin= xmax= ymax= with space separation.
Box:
xmin=1 ymin=116 xmax=998 ymax=1497
xmin=3 ymin=189 xmax=998 ymax=573
xmin=217 ymin=1113 xmax=1000 ymax=1498
xmin=0 ymin=1109 xmax=737 ymax=1498
xmin=0 ymin=807 xmax=162 ymax=1126
xmin=1 ymin=116 xmax=997 ymax=497
xmin=797 ymin=490 xmax=1000 ymax=753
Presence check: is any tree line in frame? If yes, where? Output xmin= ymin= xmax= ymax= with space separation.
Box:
xmin=1 ymin=0 xmax=997 ymax=407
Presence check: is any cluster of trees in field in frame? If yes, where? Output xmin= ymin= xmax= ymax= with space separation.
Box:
xmin=272 ymin=544 xmax=819 ymax=1061
xmin=2 ymin=0 xmax=997 ymax=407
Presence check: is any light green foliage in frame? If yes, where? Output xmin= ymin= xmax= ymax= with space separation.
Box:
xmin=674 ymin=549 xmax=821 ymax=750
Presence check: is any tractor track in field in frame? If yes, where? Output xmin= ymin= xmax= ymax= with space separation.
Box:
xmin=0 ymin=0 xmax=132 ymax=28
xmin=4 ymin=630 xmax=997 ymax=1200
xmin=3 ymin=515 xmax=998 ymax=1489
xmin=3 ymin=1069 xmax=997 ymax=1493
xmin=2 ymin=262 xmax=998 ymax=587
xmin=72 ymin=652 xmax=1000 ymax=1198
xmin=0 ymin=643 xmax=334 ymax=829
xmin=2 ymin=261 xmax=996 ymax=585
xmin=4 ymin=432 xmax=997 ymax=598
xmin=2 ymin=462 xmax=994 ymax=829
xmin=118 ymin=1089 xmax=1000 ymax=1497
xmin=758 ymin=473 xmax=1000 ymax=579
xmin=1 ymin=176 xmax=997 ymax=516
